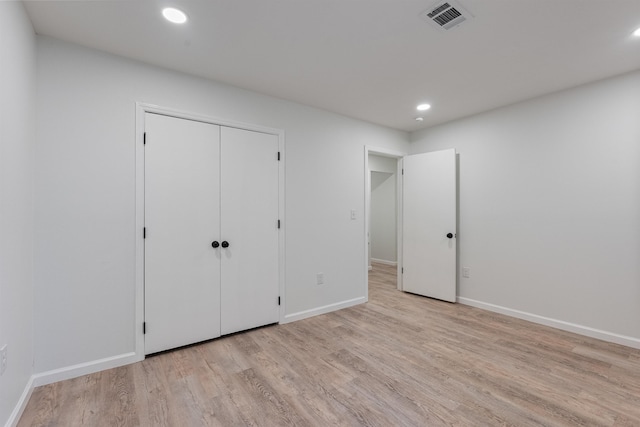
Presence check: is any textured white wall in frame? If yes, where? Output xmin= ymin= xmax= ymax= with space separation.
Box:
xmin=369 ymin=154 xmax=397 ymax=174
xmin=0 ymin=2 xmax=36 ymax=425
xmin=411 ymin=71 xmax=640 ymax=343
xmin=34 ymin=36 xmax=409 ymax=374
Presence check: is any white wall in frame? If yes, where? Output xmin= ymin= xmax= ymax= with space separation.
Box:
xmin=411 ymin=71 xmax=640 ymax=344
xmin=369 ymin=155 xmax=397 ymax=263
xmin=369 ymin=153 xmax=397 ymax=174
xmin=0 ymin=2 xmax=36 ymax=425
xmin=34 ymin=36 xmax=409 ymax=375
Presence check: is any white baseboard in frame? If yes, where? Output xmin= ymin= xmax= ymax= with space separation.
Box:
xmin=32 ymin=351 xmax=141 ymax=387
xmin=371 ymin=258 xmax=397 ymax=266
xmin=458 ymin=297 xmax=640 ymax=350
xmin=283 ymin=296 xmax=366 ymax=324
xmin=5 ymin=375 xmax=35 ymax=427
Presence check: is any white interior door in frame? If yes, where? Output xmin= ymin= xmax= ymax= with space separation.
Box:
xmin=144 ymin=113 xmax=221 ymax=354
xmin=220 ymin=127 xmax=280 ymax=335
xmin=402 ymin=149 xmax=457 ymax=302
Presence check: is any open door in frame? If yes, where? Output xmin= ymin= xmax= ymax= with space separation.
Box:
xmin=402 ymin=149 xmax=457 ymax=302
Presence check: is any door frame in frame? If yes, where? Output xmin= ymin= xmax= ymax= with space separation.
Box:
xmin=364 ymin=146 xmax=406 ymax=299
xmin=134 ymin=102 xmax=285 ymax=360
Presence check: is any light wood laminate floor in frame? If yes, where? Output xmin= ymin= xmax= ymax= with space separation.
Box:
xmin=19 ymin=263 xmax=640 ymax=426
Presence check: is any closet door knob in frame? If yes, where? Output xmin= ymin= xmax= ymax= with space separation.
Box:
xmin=446 ymin=233 xmax=454 ymax=239
xmin=211 ymin=241 xmax=220 ymax=248
xmin=221 ymin=241 xmax=230 ymax=248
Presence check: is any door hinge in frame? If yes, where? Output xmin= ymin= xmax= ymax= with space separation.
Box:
xmin=402 ymin=169 xmax=404 ymax=175
xmin=143 ymin=132 xmax=146 ymax=145
xmin=277 ymin=219 xmax=281 ymax=229
xmin=278 ymin=296 xmax=281 ymax=306
xmin=143 ymin=227 xmax=146 ymax=239
xmin=402 ymin=267 xmax=404 ymax=274
xmin=277 ymin=151 xmax=281 ymax=161
xmin=143 ymin=322 xmax=146 ymax=334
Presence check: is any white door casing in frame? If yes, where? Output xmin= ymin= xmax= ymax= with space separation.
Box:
xmin=144 ymin=113 xmax=222 ymax=354
xmin=402 ymin=149 xmax=457 ymax=302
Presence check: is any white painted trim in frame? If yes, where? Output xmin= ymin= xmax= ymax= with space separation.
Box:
xmin=365 ymin=146 xmax=408 ymax=158
xmin=364 ymin=148 xmax=371 ymax=302
xmin=364 ymin=146 xmax=406 ymax=298
xmin=5 ymin=376 xmax=34 ymax=427
xmin=458 ymin=297 xmax=640 ymax=350
xmin=282 ymin=297 xmax=366 ymax=324
xmin=136 ymin=103 xmax=284 ymax=136
xmin=134 ymin=104 xmax=145 ymax=360
xmin=32 ymin=352 xmax=138 ymax=387
xmin=277 ymin=135 xmax=286 ymax=325
xmin=396 ymin=157 xmax=403 ymax=291
xmin=135 ymin=102 xmax=286 ymax=359
xmin=371 ymin=258 xmax=397 ymax=266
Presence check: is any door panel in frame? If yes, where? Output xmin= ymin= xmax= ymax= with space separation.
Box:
xmin=402 ymin=149 xmax=457 ymax=302
xmin=144 ymin=113 xmax=221 ymax=354
xmin=220 ymin=127 xmax=279 ymax=335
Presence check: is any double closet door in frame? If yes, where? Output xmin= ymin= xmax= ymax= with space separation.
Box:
xmin=144 ymin=113 xmax=280 ymax=355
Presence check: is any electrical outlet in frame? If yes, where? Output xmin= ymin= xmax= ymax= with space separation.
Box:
xmin=462 ymin=267 xmax=470 ymax=278
xmin=350 ymin=210 xmax=357 ymax=220
xmin=0 ymin=344 xmax=7 ymax=376
xmin=316 ymin=273 xmax=324 ymax=285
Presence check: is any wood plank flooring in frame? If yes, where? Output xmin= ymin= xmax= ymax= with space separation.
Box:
xmin=19 ymin=263 xmax=640 ymax=426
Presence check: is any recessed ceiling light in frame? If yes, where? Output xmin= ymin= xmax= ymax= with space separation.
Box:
xmin=417 ymin=103 xmax=431 ymax=111
xmin=162 ymin=7 xmax=187 ymax=24
xmin=415 ymin=117 xmax=424 ymax=121
xmin=634 ymin=27 xmax=640 ymax=37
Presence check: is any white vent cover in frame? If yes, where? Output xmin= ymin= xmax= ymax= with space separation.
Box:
xmin=420 ymin=0 xmax=473 ymax=30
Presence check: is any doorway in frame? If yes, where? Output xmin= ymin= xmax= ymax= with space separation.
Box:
xmin=364 ymin=147 xmax=405 ymax=299
xmin=364 ymin=146 xmax=458 ymax=302
xmin=369 ymin=157 xmax=397 ymax=267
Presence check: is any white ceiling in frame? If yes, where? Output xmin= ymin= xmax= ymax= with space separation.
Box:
xmin=23 ymin=0 xmax=640 ymax=132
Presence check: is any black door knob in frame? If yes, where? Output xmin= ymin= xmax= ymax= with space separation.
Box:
xmin=446 ymin=233 xmax=454 ymax=239
xmin=221 ymin=241 xmax=229 ymax=248
xmin=211 ymin=241 xmax=219 ymax=248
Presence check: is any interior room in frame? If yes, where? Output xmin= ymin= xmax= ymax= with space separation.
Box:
xmin=1 ymin=0 xmax=639 ymax=425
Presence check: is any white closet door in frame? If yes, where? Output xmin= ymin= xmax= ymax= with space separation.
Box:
xmin=220 ymin=127 xmax=279 ymax=335
xmin=402 ymin=149 xmax=457 ymax=302
xmin=144 ymin=113 xmax=221 ymax=354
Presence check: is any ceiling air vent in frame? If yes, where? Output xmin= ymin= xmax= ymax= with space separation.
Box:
xmin=420 ymin=0 xmax=473 ymax=31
